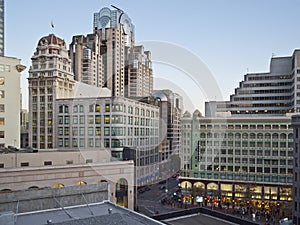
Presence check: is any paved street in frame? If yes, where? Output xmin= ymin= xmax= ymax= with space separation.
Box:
xmin=137 ymin=177 xmax=179 ymax=216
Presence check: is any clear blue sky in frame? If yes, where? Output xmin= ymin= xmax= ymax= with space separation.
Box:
xmin=5 ymin=0 xmax=300 ymax=113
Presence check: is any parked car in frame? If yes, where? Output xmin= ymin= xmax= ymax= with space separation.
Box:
xmin=138 ymin=188 xmax=145 ymax=194
xmin=144 ymin=186 xmax=151 ymax=191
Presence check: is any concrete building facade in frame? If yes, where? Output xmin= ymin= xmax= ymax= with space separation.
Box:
xmin=0 ymin=150 xmax=134 ymax=209
xmin=55 ymin=96 xmax=160 ymax=186
xmin=153 ymin=90 xmax=183 ymax=179
xmin=0 ymin=56 xmax=25 ymax=148
xmin=28 ymin=34 xmax=75 ymax=149
xmin=180 ymin=111 xmax=293 ymax=206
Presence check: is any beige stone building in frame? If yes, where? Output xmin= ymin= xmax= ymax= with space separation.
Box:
xmin=0 ymin=56 xmax=25 ymax=148
xmin=0 ymin=150 xmax=134 ymax=209
xmin=28 ymin=34 xmax=75 ymax=149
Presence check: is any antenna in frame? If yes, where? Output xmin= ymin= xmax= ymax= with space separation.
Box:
xmin=111 ymin=5 xmax=123 ymax=13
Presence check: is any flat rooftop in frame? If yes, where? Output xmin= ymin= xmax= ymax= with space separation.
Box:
xmin=15 ymin=201 xmax=163 ymax=225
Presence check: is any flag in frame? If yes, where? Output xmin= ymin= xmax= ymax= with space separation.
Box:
xmin=51 ymin=20 xmax=54 ymax=28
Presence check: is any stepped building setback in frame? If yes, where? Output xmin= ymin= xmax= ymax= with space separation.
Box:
xmin=206 ymin=50 xmax=300 ymax=117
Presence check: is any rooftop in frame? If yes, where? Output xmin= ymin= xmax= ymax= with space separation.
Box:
xmin=14 ymin=201 xmax=163 ymax=225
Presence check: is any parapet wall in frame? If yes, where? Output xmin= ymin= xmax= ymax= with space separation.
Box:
xmin=0 ymin=183 xmax=109 ymax=213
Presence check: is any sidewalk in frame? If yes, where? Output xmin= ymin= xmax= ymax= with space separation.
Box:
xmin=159 ymin=202 xmax=280 ymax=225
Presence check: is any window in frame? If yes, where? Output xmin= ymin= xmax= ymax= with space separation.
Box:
xmin=88 ymin=115 xmax=94 ymax=124
xmin=0 ymin=77 xmax=4 ymax=85
xmin=95 ymin=138 xmax=101 ymax=147
xmin=79 ymin=105 xmax=84 ymax=113
xmin=64 ymin=127 xmax=69 ymax=135
xmin=0 ymin=131 xmax=4 ymax=138
xmin=95 ymin=115 xmax=101 ymax=124
xmin=88 ymin=127 xmax=93 ymax=136
xmin=58 ymin=127 xmax=63 ymax=135
xmin=89 ymin=104 xmax=94 ymax=112
xmin=80 ymin=116 xmax=85 ymax=124
xmin=0 ymin=90 xmax=5 ymax=98
xmin=73 ymin=116 xmax=78 ymax=124
xmin=58 ymin=116 xmax=63 ymax=124
xmin=72 ymin=138 xmax=78 ymax=147
xmin=104 ymin=127 xmax=110 ymax=136
xmin=95 ymin=104 xmax=100 ymax=112
xmin=58 ymin=138 xmax=63 ymax=147
xmin=0 ymin=118 xmax=4 ymax=125
xmin=0 ymin=104 xmax=4 ymax=112
xmin=44 ymin=161 xmax=52 ymax=166
xmin=72 ymin=127 xmax=78 ymax=136
xmin=96 ymin=127 xmax=101 ymax=136
xmin=79 ymin=127 xmax=85 ymax=136
xmin=79 ymin=138 xmax=85 ymax=147
xmin=59 ymin=105 xmax=63 ymax=113
xmin=66 ymin=160 xmax=73 ymax=165
xmin=88 ymin=138 xmax=94 ymax=147
xmin=105 ymin=104 xmax=110 ymax=112
xmin=21 ymin=162 xmax=29 ymax=167
xmin=73 ymin=105 xmax=78 ymax=113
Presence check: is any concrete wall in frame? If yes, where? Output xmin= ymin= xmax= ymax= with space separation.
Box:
xmin=0 ymin=160 xmax=135 ymax=210
xmin=0 ymin=56 xmax=23 ymax=148
xmin=0 ymin=183 xmax=108 ymax=213
xmin=0 ymin=150 xmax=111 ymax=169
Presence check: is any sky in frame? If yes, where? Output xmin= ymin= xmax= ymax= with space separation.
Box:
xmin=5 ymin=0 xmax=300 ymax=113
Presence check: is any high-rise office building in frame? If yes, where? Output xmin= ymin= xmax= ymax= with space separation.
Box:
xmin=28 ymin=34 xmax=75 ymax=149
xmin=70 ymin=6 xmax=153 ymax=98
xmin=205 ymin=50 xmax=300 ymax=117
xmin=0 ymin=0 xmax=4 ymax=56
xmin=152 ymin=90 xmax=183 ymax=179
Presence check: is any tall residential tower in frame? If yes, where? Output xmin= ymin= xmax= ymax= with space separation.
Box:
xmin=70 ymin=6 xmax=153 ymax=98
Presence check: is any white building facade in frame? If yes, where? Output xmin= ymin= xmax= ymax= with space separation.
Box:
xmin=0 ymin=56 xmax=25 ymax=148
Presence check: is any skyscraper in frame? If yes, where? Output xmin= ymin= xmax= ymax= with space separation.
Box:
xmin=70 ymin=6 xmax=153 ymax=98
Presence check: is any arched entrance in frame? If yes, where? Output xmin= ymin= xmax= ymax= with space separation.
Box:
xmin=116 ymin=178 xmax=128 ymax=208
xmin=180 ymin=181 xmax=192 ymax=205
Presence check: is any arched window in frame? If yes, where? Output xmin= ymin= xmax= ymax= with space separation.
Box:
xmin=116 ymin=178 xmax=128 ymax=208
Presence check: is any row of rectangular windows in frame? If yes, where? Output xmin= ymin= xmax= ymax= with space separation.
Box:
xmin=0 ymin=159 xmax=93 ymax=168
xmin=183 ymin=124 xmax=291 ymax=130
xmin=58 ymin=115 xmax=157 ymax=127
xmin=57 ymin=126 xmax=157 ymax=137
xmin=58 ymin=104 xmax=158 ymax=117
